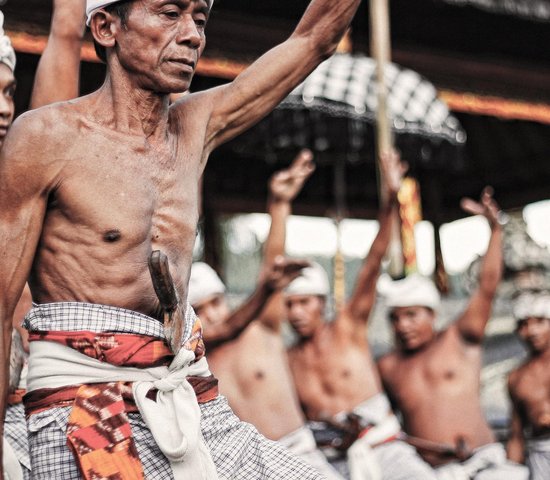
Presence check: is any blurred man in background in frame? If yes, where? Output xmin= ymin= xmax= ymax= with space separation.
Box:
xmin=508 ymin=292 xmax=550 ymax=479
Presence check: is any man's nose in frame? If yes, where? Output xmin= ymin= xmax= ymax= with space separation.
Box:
xmin=0 ymin=94 xmax=13 ymax=119
xmin=176 ymin=16 xmax=202 ymax=48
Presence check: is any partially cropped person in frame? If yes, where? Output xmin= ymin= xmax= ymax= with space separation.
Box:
xmin=189 ymin=152 xmax=343 ymax=479
xmin=507 ymin=292 xmax=550 ymax=480
xmin=378 ymin=188 xmax=528 ymax=479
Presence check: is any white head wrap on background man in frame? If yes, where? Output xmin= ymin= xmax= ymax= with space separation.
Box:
xmin=86 ymin=0 xmax=214 ymax=25
xmin=284 ymin=262 xmax=330 ymax=298
xmin=0 ymin=12 xmax=16 ymax=72
xmin=188 ymin=262 xmax=226 ymax=307
xmin=380 ymin=273 xmax=441 ymax=312
xmin=513 ymin=292 xmax=550 ymax=321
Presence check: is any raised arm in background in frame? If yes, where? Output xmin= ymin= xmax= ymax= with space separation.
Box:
xmin=454 ymin=187 xmax=503 ymax=343
xmin=30 ymin=0 xmax=86 ymax=109
xmin=338 ymin=150 xmax=406 ymax=331
xmin=259 ymin=150 xmax=315 ymax=330
xmin=203 ymin=257 xmax=309 ymax=349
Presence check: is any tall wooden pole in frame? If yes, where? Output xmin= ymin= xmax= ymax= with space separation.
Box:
xmin=369 ymin=0 xmax=405 ymax=278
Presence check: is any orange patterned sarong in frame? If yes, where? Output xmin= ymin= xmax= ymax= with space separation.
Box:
xmin=25 ymin=331 xmax=218 ymax=480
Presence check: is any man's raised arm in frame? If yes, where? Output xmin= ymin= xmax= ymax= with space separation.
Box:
xmin=342 ymin=151 xmax=405 ymax=327
xmin=203 ymin=258 xmax=309 ymax=349
xmin=30 ymin=0 xmax=86 ymax=109
xmin=259 ymin=150 xmax=315 ymax=330
xmin=455 ymin=187 xmax=504 ymax=343
xmin=199 ymin=0 xmax=362 ymax=153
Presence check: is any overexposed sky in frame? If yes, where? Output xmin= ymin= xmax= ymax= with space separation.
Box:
xmin=229 ymin=199 xmax=550 ymax=275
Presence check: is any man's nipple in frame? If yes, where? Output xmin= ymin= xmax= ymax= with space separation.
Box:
xmin=104 ymin=229 xmax=122 ymax=242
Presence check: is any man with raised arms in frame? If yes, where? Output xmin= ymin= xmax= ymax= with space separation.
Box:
xmin=189 ymin=151 xmax=343 ymax=478
xmin=507 ymin=292 xmax=550 ymax=479
xmin=0 ymin=0 xmax=361 ymax=478
xmin=285 ymin=151 xmax=436 ymax=479
xmin=378 ymin=188 xmax=528 ymax=479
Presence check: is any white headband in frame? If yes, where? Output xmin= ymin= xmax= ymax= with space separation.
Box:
xmin=86 ymin=0 xmax=214 ymax=25
xmin=0 ymin=12 xmax=16 ymax=72
xmin=187 ymin=262 xmax=226 ymax=307
xmin=285 ymin=262 xmax=330 ymax=298
xmin=380 ymin=273 xmax=441 ymax=311
xmin=513 ymin=292 xmax=550 ymax=321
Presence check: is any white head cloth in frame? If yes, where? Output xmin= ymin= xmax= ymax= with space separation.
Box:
xmin=380 ymin=273 xmax=441 ymax=311
xmin=284 ymin=262 xmax=330 ymax=298
xmin=513 ymin=292 xmax=550 ymax=321
xmin=0 ymin=12 xmax=16 ymax=72
xmin=188 ymin=262 xmax=225 ymax=307
xmin=86 ymin=0 xmax=214 ymax=25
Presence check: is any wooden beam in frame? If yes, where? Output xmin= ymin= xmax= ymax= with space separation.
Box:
xmin=440 ymin=90 xmax=550 ymax=125
xmin=8 ymin=29 xmax=247 ymax=79
xmin=9 ymin=30 xmax=550 ymax=124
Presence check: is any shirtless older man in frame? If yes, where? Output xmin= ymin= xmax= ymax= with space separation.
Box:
xmin=508 ymin=292 xmax=550 ymax=479
xmin=189 ymin=152 xmax=343 ymax=479
xmin=285 ymin=152 xmax=435 ymax=479
xmin=0 ymin=0 xmax=361 ymax=478
xmin=378 ymin=189 xmax=528 ymax=479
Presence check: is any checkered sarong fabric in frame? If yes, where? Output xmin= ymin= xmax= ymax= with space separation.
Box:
xmin=4 ymin=403 xmax=31 ymax=480
xmin=281 ymin=53 xmax=464 ymax=145
xmin=24 ymin=302 xmax=326 ymax=479
xmin=24 ymin=301 xmax=198 ymax=350
xmin=28 ymin=397 xmax=326 ymax=479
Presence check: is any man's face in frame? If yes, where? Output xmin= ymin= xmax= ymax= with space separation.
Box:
xmin=285 ymin=295 xmax=325 ymax=338
xmin=193 ymin=293 xmax=230 ymax=340
xmin=389 ymin=306 xmax=436 ymax=352
xmin=0 ymin=63 xmax=16 ymax=150
xmin=517 ymin=317 xmax=550 ymax=355
xmin=112 ymin=0 xmax=209 ymax=93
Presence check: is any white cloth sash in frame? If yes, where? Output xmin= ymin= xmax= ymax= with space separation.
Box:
xmin=27 ymin=340 xmax=219 ymax=479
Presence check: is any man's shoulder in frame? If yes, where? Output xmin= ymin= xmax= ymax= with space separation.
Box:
xmin=14 ymin=100 xmax=81 ymax=141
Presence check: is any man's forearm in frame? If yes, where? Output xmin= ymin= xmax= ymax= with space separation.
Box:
xmin=479 ymin=224 xmax=503 ymax=297
xmin=263 ymin=199 xmax=291 ymax=267
xmin=30 ymin=0 xmax=86 ymax=110
xmin=204 ymin=282 xmax=274 ymax=349
xmin=293 ymin=0 xmax=362 ymax=57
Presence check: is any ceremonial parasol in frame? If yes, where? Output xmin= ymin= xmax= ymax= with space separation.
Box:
xmin=230 ymin=52 xmax=465 ymax=169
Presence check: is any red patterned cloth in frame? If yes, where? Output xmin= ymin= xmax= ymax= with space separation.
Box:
xmin=25 ymin=331 xmax=218 ymax=480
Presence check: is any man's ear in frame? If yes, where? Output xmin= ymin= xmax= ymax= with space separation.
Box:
xmin=89 ymin=10 xmax=118 ymax=51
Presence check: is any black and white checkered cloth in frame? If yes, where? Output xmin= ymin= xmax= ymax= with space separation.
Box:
xmin=280 ymin=53 xmax=465 ymax=145
xmin=24 ymin=300 xmax=197 ymax=346
xmin=439 ymin=0 xmax=550 ymax=22
xmin=24 ymin=302 xmax=326 ymax=479
xmin=28 ymin=397 xmax=325 ymax=479
xmin=4 ymin=403 xmax=31 ymax=480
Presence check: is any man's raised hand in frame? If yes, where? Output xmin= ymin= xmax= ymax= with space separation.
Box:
xmin=269 ymin=149 xmax=315 ymax=203
xmin=262 ymin=256 xmax=310 ymax=292
xmin=460 ymin=186 xmax=502 ymax=229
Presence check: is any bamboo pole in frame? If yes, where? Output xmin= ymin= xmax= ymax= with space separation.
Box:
xmin=369 ymin=0 xmax=405 ymax=279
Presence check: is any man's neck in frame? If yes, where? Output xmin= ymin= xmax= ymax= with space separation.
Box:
xmin=94 ymin=71 xmax=172 ymax=141
xmin=531 ymin=345 xmax=550 ymax=361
